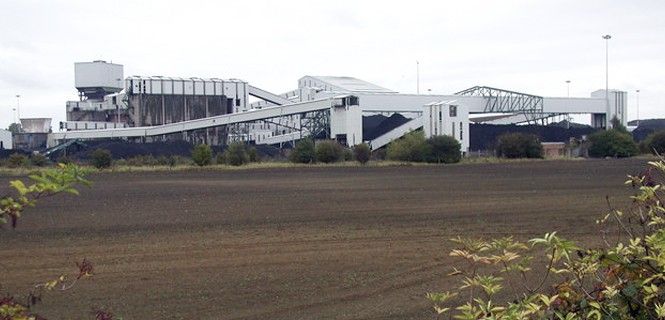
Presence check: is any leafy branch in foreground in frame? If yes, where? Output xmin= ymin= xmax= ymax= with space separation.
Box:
xmin=428 ymin=159 xmax=665 ymax=319
xmin=0 ymin=163 xmax=100 ymax=320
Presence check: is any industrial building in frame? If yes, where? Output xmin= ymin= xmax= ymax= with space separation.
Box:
xmin=49 ymin=61 xmax=628 ymax=153
xmin=0 ymin=129 xmax=12 ymax=150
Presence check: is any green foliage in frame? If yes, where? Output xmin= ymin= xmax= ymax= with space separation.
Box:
xmin=588 ymin=129 xmax=638 ymax=158
xmin=247 ymin=146 xmax=259 ymax=162
xmin=315 ymin=140 xmax=345 ymax=163
xmin=7 ymin=153 xmax=28 ymax=168
xmin=289 ymin=138 xmax=316 ymax=164
xmin=224 ymin=142 xmax=250 ymax=166
xmin=343 ymin=148 xmax=353 ymax=162
xmin=30 ymin=154 xmax=49 ymax=167
xmin=7 ymin=122 xmax=22 ymax=134
xmin=496 ymin=132 xmax=543 ymax=158
xmin=643 ymin=130 xmax=665 ymax=155
xmin=0 ymin=164 xmax=93 ymax=318
xmin=428 ymin=159 xmax=665 ymax=320
xmin=353 ymin=143 xmax=371 ymax=165
xmin=191 ymin=144 xmax=213 ymax=166
xmin=386 ymin=131 xmax=430 ymax=162
xmin=90 ymin=148 xmax=112 ymax=169
xmin=610 ymin=115 xmax=628 ymax=133
xmin=427 ymin=135 xmax=461 ymax=163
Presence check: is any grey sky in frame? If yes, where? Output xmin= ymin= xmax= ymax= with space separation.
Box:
xmin=1 ymin=0 xmax=664 ymax=129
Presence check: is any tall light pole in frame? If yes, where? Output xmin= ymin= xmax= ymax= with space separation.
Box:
xmin=15 ymin=94 xmax=21 ymax=121
xmin=12 ymin=108 xmax=17 ymax=125
xmin=416 ymin=61 xmax=420 ymax=94
xmin=636 ymin=89 xmax=640 ymax=127
xmin=566 ymin=80 xmax=571 ymax=97
xmin=602 ymin=34 xmax=611 ymax=128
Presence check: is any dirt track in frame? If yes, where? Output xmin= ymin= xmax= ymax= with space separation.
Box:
xmin=0 ymin=159 xmax=649 ymax=319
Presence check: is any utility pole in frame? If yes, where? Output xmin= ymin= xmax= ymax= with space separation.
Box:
xmin=602 ymin=34 xmax=611 ymax=128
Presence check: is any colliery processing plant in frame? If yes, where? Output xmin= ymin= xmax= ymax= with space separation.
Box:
xmin=32 ymin=60 xmax=628 ymax=153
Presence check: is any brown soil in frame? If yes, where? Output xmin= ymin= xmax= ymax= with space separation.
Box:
xmin=0 ymin=159 xmax=649 ymax=319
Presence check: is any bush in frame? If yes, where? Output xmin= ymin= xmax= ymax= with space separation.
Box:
xmin=223 ymin=142 xmax=249 ymax=166
xmin=90 ymin=149 xmax=112 ymax=169
xmin=343 ymin=148 xmax=353 ymax=162
xmin=315 ymin=140 xmax=345 ymax=163
xmin=247 ymin=147 xmax=259 ymax=162
xmin=386 ymin=131 xmax=430 ymax=162
xmin=57 ymin=154 xmax=74 ymax=165
xmin=353 ymin=143 xmax=371 ymax=165
xmin=427 ymin=160 xmax=665 ymax=319
xmin=643 ymin=130 xmax=665 ymax=155
xmin=289 ymin=138 xmax=316 ymax=163
xmin=426 ymin=135 xmax=461 ymax=163
xmin=30 ymin=154 xmax=49 ymax=167
xmin=7 ymin=153 xmax=29 ymax=168
xmin=156 ymin=155 xmax=177 ymax=167
xmin=588 ymin=129 xmax=638 ymax=158
xmin=191 ymin=144 xmax=213 ymax=166
xmin=496 ymin=132 xmax=543 ymax=158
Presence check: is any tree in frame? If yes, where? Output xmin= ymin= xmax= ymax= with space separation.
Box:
xmin=426 ymin=135 xmax=461 ymax=163
xmin=191 ymin=144 xmax=213 ymax=166
xmin=289 ymin=138 xmax=316 ymax=163
xmin=643 ymin=130 xmax=665 ymax=155
xmin=315 ymin=140 xmax=344 ymax=163
xmin=31 ymin=153 xmax=49 ymax=167
xmin=496 ymin=132 xmax=543 ymax=158
xmin=90 ymin=148 xmax=112 ymax=169
xmin=386 ymin=131 xmax=430 ymax=162
xmin=223 ymin=142 xmax=249 ymax=166
xmin=7 ymin=122 xmax=22 ymax=135
xmin=588 ymin=129 xmax=638 ymax=158
xmin=353 ymin=143 xmax=371 ymax=165
xmin=427 ymin=159 xmax=665 ymax=319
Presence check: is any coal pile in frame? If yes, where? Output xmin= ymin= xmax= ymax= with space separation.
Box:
xmin=363 ymin=114 xmax=411 ymax=141
xmin=629 ymin=119 xmax=665 ymax=141
xmin=470 ymin=123 xmax=597 ymax=151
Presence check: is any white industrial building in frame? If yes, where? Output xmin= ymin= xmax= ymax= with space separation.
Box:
xmin=0 ymin=129 xmax=12 ymax=150
xmin=49 ymin=61 xmax=628 ymax=154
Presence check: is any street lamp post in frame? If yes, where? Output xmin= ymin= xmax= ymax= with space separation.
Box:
xmin=566 ymin=80 xmax=571 ymax=97
xmin=602 ymin=34 xmax=611 ymax=128
xmin=15 ymin=94 xmax=21 ymax=121
xmin=636 ymin=89 xmax=640 ymax=127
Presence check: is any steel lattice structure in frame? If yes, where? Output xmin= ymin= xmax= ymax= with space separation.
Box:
xmin=455 ymin=86 xmax=544 ymax=114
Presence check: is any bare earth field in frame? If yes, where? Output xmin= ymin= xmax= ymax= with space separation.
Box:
xmin=0 ymin=159 xmax=650 ymax=319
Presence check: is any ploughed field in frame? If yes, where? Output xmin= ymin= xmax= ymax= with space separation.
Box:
xmin=0 ymin=159 xmax=648 ymax=319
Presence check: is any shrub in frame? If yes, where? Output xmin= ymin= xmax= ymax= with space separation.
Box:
xmin=223 ymin=142 xmax=249 ymax=166
xmin=156 ymin=155 xmax=177 ymax=167
xmin=57 ymin=154 xmax=74 ymax=165
xmin=315 ymin=140 xmax=345 ymax=163
xmin=588 ymin=129 xmax=638 ymax=158
xmin=191 ymin=144 xmax=213 ymax=166
xmin=7 ymin=153 xmax=29 ymax=168
xmin=90 ymin=149 xmax=112 ymax=169
xmin=215 ymin=152 xmax=226 ymax=165
xmin=427 ymin=160 xmax=665 ymax=319
xmin=386 ymin=131 xmax=430 ymax=162
xmin=496 ymin=132 xmax=543 ymax=158
xmin=353 ymin=143 xmax=371 ymax=165
xmin=643 ymin=130 xmax=665 ymax=155
xmin=30 ymin=153 xmax=49 ymax=167
xmin=289 ymin=138 xmax=316 ymax=163
xmin=126 ymin=155 xmax=158 ymax=166
xmin=247 ymin=147 xmax=259 ymax=162
xmin=426 ymin=135 xmax=461 ymax=163
xmin=343 ymin=148 xmax=353 ymax=162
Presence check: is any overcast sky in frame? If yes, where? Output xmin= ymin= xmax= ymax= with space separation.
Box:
xmin=1 ymin=0 xmax=664 ymax=129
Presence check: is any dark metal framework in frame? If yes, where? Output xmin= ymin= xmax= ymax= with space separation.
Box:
xmin=455 ymin=86 xmax=544 ymax=114
xmin=299 ymin=109 xmax=330 ymax=139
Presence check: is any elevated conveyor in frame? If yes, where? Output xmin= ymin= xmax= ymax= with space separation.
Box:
xmin=49 ymin=96 xmax=352 ymax=147
xmin=369 ymin=117 xmax=423 ymax=149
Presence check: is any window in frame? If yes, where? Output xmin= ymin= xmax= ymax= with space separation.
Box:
xmin=439 ymin=110 xmax=442 ymax=122
xmin=449 ymin=105 xmax=457 ymax=117
xmin=235 ymin=98 xmax=241 ymax=106
xmin=460 ymin=122 xmax=463 ymax=140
